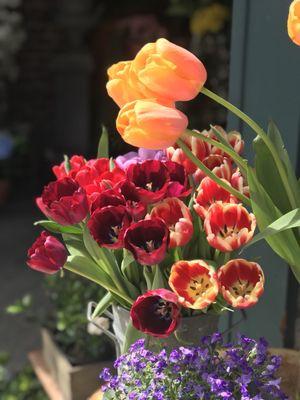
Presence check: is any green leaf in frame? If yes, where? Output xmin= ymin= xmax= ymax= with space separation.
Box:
xmin=102 ymin=390 xmax=115 ymax=399
xmin=248 ymin=167 xmax=300 ymax=281
xmin=91 ymin=292 xmax=113 ymax=319
xmin=97 ymin=125 xmax=109 ymax=158
xmin=151 ymin=265 xmax=165 ymax=290
xmin=34 ymin=220 xmax=82 ymax=235
xmin=6 ymin=294 xmax=32 ymax=315
xmin=242 ymin=208 xmax=300 ymax=250
xmin=64 ymin=154 xmax=71 ymax=173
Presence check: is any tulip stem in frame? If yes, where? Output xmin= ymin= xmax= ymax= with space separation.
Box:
xmin=183 ymin=129 xmax=248 ymax=175
xmin=177 ymin=138 xmax=251 ymax=207
xmin=200 ymin=86 xmax=298 ymax=210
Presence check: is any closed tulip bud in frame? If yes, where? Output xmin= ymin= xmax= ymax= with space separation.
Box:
xmin=288 ymin=0 xmax=300 ymax=46
xmin=116 ymin=100 xmax=188 ymax=150
xmin=132 ymin=38 xmax=207 ymax=102
xmin=27 ymin=231 xmax=67 ymax=274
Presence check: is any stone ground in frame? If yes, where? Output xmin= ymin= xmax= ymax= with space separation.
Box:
xmin=0 ymin=193 xmax=48 ymax=374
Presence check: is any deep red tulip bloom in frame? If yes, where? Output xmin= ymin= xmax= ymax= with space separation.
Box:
xmin=218 ymin=259 xmax=264 ymax=309
xmin=52 ymin=155 xmax=86 ymax=179
xmin=164 ymin=161 xmax=191 ymax=198
xmin=169 ymin=260 xmax=219 ymax=310
xmin=90 ymin=189 xmax=126 ymax=214
xmin=36 ymin=177 xmax=88 ymax=225
xmin=150 ymin=198 xmax=193 ymax=248
xmin=130 ymin=289 xmax=181 ymax=338
xmin=204 ymin=203 xmax=256 ymax=252
xmin=194 ymin=177 xmax=238 ymax=219
xmin=124 ymin=218 xmax=170 ymax=265
xmin=27 ymin=231 xmax=67 ymax=274
xmin=194 ymin=154 xmax=232 ymax=185
xmin=115 ymin=179 xmax=147 ymax=220
xmin=126 ymin=160 xmax=169 ymax=204
xmin=88 ymin=205 xmax=131 ymax=249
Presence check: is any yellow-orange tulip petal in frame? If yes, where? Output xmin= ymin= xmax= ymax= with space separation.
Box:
xmin=288 ymin=0 xmax=300 ymax=46
xmin=132 ymin=38 xmax=207 ymax=102
xmin=116 ymin=100 xmax=188 ymax=150
xmin=169 ymin=259 xmax=219 ymax=310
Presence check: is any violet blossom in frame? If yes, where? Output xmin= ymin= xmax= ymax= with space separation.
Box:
xmin=115 ymin=148 xmax=166 ymax=170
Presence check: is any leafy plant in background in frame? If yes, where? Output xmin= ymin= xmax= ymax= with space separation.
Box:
xmin=0 ymin=353 xmax=46 ymax=400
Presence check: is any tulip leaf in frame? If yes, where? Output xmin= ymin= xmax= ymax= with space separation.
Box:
xmin=63 ymin=154 xmax=71 ymax=173
xmin=248 ymin=167 xmax=300 ymax=282
xmin=242 ymin=208 xmax=300 ymax=251
xmin=97 ymin=125 xmax=109 ymax=158
xmin=152 ymin=265 xmax=166 ymax=290
xmin=91 ymin=292 xmax=113 ymax=319
xmin=34 ymin=220 xmax=82 ymax=235
xmin=62 ymin=233 xmax=90 ymax=258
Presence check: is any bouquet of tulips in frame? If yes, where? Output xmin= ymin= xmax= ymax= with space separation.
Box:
xmin=27 ymin=38 xmax=299 ymax=350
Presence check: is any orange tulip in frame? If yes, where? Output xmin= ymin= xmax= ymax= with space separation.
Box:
xmin=132 ymin=38 xmax=207 ymax=102
xmin=106 ymin=61 xmax=155 ymax=108
xmin=116 ymin=100 xmax=188 ymax=150
xmin=169 ymin=259 xmax=219 ymax=310
xmin=288 ymin=0 xmax=300 ymax=46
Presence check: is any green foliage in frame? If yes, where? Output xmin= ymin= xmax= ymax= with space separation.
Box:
xmin=34 ymin=220 xmax=82 ymax=235
xmin=97 ymin=125 xmax=109 ymax=159
xmin=0 ymin=358 xmax=46 ymax=400
xmin=6 ymin=294 xmax=32 ymax=315
xmin=44 ymin=271 xmax=114 ymax=365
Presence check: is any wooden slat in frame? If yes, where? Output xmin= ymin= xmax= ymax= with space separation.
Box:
xmin=28 ymin=350 xmax=64 ymax=400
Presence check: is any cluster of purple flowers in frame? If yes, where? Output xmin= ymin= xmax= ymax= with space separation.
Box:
xmin=100 ymin=333 xmax=287 ymax=400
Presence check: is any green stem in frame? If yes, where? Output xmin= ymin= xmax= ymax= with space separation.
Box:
xmin=177 ymin=138 xmax=251 ymax=207
xmin=184 ymin=129 xmax=248 ymax=174
xmin=201 ymin=87 xmax=297 ymax=210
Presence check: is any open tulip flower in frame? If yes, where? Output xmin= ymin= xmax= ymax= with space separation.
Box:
xmin=28 ymin=37 xmax=300 ymax=348
xmin=169 ymin=260 xmax=219 ymax=310
xmin=150 ymin=198 xmax=193 ymax=248
xmin=130 ymin=289 xmax=181 ymax=338
xmin=217 ymin=259 xmax=265 ymax=309
xmin=204 ymin=203 xmax=256 ymax=252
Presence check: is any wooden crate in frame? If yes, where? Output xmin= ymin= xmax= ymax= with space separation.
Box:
xmin=41 ymin=328 xmax=113 ymax=400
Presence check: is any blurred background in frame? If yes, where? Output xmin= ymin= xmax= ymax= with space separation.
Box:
xmin=0 ymin=0 xmax=299 ymax=398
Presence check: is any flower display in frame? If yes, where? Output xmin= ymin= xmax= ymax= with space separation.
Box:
xmin=130 ymin=289 xmax=181 ymax=337
xmin=204 ymin=203 xmax=256 ymax=252
xmin=169 ymin=260 xmax=219 ymax=309
xmin=36 ymin=177 xmax=89 ymax=225
xmin=150 ymin=198 xmax=193 ymax=248
xmin=27 ymin=38 xmax=300 ymax=355
xmin=218 ymin=259 xmax=265 ymax=308
xmin=116 ymin=99 xmax=188 ymax=149
xmin=124 ymin=218 xmax=169 ymax=265
xmin=101 ymin=335 xmax=288 ymax=399
xmin=27 ymin=231 xmax=67 ymax=274
xmin=287 ymin=0 xmax=300 ymax=46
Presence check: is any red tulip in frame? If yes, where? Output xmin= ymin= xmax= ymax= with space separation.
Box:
xmin=194 ymin=177 xmax=238 ymax=219
xmin=36 ymin=177 xmax=88 ymax=225
xmin=52 ymin=155 xmax=86 ymax=179
xmin=126 ymin=160 xmax=169 ymax=204
xmin=204 ymin=203 xmax=256 ymax=252
xmin=169 ymin=260 xmax=219 ymax=310
xmin=194 ymin=154 xmax=232 ymax=184
xmin=130 ymin=289 xmax=181 ymax=338
xmin=218 ymin=259 xmax=264 ymax=309
xmin=230 ymin=168 xmax=250 ymax=198
xmin=27 ymin=231 xmax=67 ymax=274
xmin=124 ymin=218 xmax=169 ymax=265
xmin=88 ymin=205 xmax=131 ymax=249
xmin=115 ymin=180 xmax=147 ymax=220
xmin=150 ymin=198 xmax=193 ymax=248
xmin=164 ymin=161 xmax=191 ymax=198
xmin=90 ymin=189 xmax=126 ymax=214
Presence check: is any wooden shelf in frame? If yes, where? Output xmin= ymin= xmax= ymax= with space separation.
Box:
xmin=28 ymin=350 xmax=103 ymax=400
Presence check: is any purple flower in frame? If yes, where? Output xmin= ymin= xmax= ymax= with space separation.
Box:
xmin=115 ymin=148 xmax=166 ymax=170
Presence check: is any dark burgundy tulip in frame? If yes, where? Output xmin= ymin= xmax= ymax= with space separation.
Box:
xmin=126 ymin=160 xmax=170 ymax=204
xmin=116 ymin=179 xmax=147 ymax=220
xmin=164 ymin=160 xmax=191 ymax=198
xmin=130 ymin=289 xmax=181 ymax=338
xmin=27 ymin=231 xmax=67 ymax=274
xmin=124 ymin=218 xmax=170 ymax=265
xmin=36 ymin=177 xmax=88 ymax=225
xmin=90 ymin=189 xmax=126 ymax=214
xmin=88 ymin=205 xmax=132 ymax=249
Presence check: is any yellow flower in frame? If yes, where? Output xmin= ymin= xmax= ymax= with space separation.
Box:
xmin=190 ymin=3 xmax=230 ymax=38
xmin=288 ymin=0 xmax=300 ymax=46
